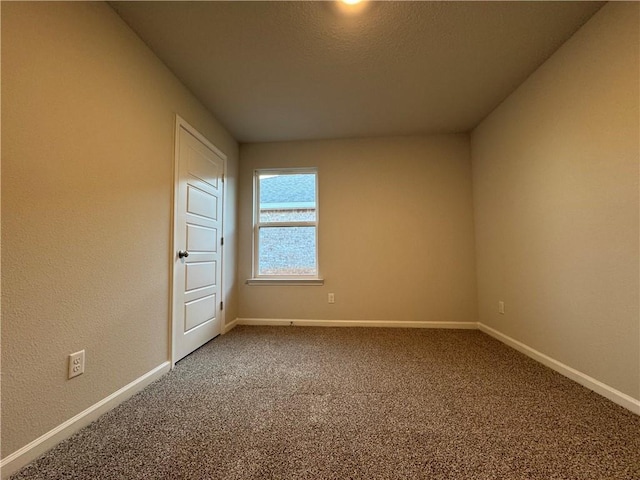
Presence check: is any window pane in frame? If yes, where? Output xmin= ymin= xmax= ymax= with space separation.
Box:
xmin=259 ymin=226 xmax=316 ymax=275
xmin=259 ymin=173 xmax=316 ymax=223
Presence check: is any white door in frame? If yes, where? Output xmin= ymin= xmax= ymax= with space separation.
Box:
xmin=172 ymin=117 xmax=225 ymax=363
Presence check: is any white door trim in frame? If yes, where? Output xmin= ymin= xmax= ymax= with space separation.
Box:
xmin=171 ymin=115 xmax=226 ymax=366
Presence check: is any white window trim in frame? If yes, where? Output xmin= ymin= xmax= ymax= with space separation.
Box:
xmin=245 ymin=278 xmax=324 ymax=286
xmin=249 ymin=168 xmax=323 ymax=285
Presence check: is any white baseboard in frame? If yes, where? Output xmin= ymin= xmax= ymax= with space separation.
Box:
xmin=237 ymin=318 xmax=478 ymax=329
xmin=222 ymin=318 xmax=239 ymax=334
xmin=0 ymin=361 xmax=171 ymax=479
xmin=478 ymin=323 xmax=640 ymax=415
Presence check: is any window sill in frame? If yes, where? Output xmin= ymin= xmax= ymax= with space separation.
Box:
xmin=245 ymin=278 xmax=324 ymax=286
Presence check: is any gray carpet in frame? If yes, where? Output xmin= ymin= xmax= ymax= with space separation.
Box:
xmin=11 ymin=326 xmax=640 ymax=479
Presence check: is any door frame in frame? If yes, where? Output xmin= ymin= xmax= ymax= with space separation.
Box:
xmin=170 ymin=114 xmax=226 ymax=366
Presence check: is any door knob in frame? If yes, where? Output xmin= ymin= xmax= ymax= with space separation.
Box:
xmin=178 ymin=250 xmax=189 ymax=259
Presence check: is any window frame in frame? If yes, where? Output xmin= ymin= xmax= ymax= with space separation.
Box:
xmin=250 ymin=167 xmax=322 ymax=284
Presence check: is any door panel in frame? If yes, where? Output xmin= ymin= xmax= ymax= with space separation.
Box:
xmin=173 ymin=119 xmax=225 ymax=363
xmin=187 ymin=185 xmax=218 ymax=219
xmin=187 ymin=224 xmax=217 ymax=252
xmin=188 ymin=145 xmax=221 ymax=188
xmin=185 ymin=294 xmax=216 ymax=332
xmin=185 ymin=261 xmax=217 ymax=291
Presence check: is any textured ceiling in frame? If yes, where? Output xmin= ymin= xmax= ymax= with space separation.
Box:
xmin=110 ymin=1 xmax=603 ymax=143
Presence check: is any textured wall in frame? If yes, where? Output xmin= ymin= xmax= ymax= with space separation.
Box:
xmin=1 ymin=2 xmax=238 ymax=457
xmin=238 ymin=136 xmax=478 ymax=324
xmin=471 ymin=2 xmax=639 ymax=399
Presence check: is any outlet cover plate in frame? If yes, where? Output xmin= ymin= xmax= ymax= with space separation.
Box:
xmin=69 ymin=350 xmax=85 ymax=379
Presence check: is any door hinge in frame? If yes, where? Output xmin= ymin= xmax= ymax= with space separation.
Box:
xmin=221 ymin=173 xmax=225 ymax=183
xmin=220 ymin=301 xmax=224 ymax=311
xmin=221 ymin=237 xmax=224 ymax=246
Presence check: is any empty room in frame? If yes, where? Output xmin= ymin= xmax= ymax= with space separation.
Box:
xmin=1 ymin=1 xmax=639 ymax=479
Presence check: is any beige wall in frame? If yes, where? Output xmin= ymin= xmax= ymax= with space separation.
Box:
xmin=238 ymin=136 xmax=478 ymax=323
xmin=1 ymin=2 xmax=238 ymax=457
xmin=471 ymin=2 xmax=639 ymax=399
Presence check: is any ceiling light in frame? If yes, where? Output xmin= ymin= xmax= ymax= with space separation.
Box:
xmin=336 ymin=0 xmax=368 ymax=15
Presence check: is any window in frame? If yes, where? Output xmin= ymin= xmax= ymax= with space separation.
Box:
xmin=252 ymin=169 xmax=320 ymax=282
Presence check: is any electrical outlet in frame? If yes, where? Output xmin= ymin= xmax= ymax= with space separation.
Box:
xmin=498 ymin=301 xmax=505 ymax=315
xmin=68 ymin=350 xmax=85 ymax=379
xmin=328 ymin=293 xmax=335 ymax=304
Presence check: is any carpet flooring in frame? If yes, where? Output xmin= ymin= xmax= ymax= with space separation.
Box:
xmin=11 ymin=326 xmax=640 ymax=479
